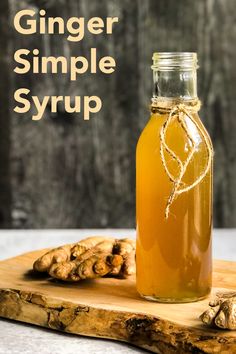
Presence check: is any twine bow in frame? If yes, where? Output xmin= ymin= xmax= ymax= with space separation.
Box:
xmin=152 ymin=99 xmax=213 ymax=219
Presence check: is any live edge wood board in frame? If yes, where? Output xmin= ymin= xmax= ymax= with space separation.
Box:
xmin=0 ymin=250 xmax=235 ymax=353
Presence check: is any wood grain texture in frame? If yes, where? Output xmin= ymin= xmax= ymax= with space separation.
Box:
xmin=137 ymin=0 xmax=236 ymax=228
xmin=0 ymin=250 xmax=236 ymax=354
xmin=0 ymin=0 xmax=12 ymax=228
xmin=10 ymin=0 xmax=139 ymax=228
xmin=4 ymin=0 xmax=236 ymax=227
xmin=0 ymin=320 xmax=145 ymax=354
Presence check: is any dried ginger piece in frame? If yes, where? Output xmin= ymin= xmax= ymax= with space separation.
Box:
xmin=33 ymin=236 xmax=136 ymax=281
xmin=200 ymin=292 xmax=236 ymax=330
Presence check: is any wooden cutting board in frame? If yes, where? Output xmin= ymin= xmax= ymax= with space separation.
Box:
xmin=0 ymin=250 xmax=235 ymax=354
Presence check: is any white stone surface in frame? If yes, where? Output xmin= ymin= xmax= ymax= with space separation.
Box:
xmin=0 ymin=229 xmax=235 ymax=353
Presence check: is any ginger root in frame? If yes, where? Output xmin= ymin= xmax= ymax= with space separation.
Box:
xmin=200 ymin=292 xmax=236 ymax=330
xmin=33 ymin=236 xmax=135 ymax=281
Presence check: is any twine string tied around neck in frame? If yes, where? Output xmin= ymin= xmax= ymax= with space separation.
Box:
xmin=152 ymin=99 xmax=213 ymax=219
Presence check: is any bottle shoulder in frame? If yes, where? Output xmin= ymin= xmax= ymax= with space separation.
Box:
xmin=193 ymin=114 xmax=213 ymax=146
xmin=136 ymin=112 xmax=213 ymax=153
xmin=137 ymin=114 xmax=163 ymax=144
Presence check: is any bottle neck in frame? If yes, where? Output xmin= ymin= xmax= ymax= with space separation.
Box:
xmin=153 ymin=69 xmax=197 ymax=101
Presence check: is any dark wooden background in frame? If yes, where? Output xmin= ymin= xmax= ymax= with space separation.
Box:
xmin=0 ymin=0 xmax=235 ymax=228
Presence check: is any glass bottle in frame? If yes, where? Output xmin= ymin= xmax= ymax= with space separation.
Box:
xmin=136 ymin=52 xmax=213 ymax=303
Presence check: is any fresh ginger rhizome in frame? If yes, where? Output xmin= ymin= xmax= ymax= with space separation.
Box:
xmin=13 ymin=9 xmax=119 ymax=121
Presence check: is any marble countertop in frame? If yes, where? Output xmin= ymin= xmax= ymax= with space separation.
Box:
xmin=0 ymin=229 xmax=235 ymax=354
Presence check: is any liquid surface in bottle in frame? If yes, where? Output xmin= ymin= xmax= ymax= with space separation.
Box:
xmin=136 ymin=109 xmax=212 ymax=302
